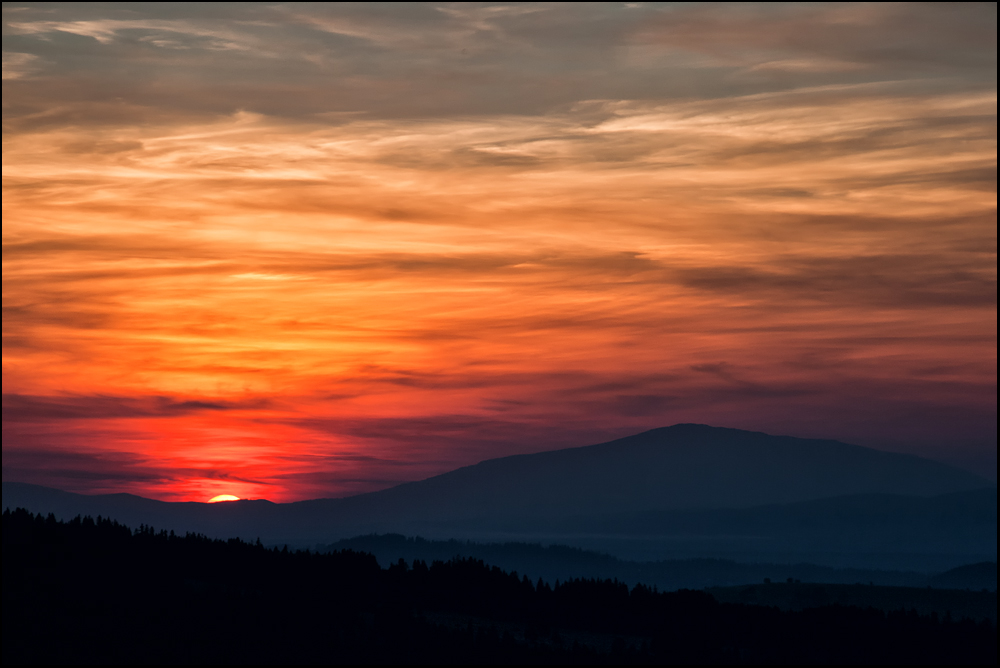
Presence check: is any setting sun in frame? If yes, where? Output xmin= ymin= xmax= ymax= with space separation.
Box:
xmin=2 ymin=2 xmax=994 ymax=504
xmin=207 ymin=495 xmax=240 ymax=503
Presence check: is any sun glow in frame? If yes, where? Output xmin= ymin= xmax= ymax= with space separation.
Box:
xmin=2 ymin=3 xmax=994 ymax=504
xmin=207 ymin=494 xmax=241 ymax=503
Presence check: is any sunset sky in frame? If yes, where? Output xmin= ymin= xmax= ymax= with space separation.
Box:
xmin=3 ymin=2 xmax=996 ymax=502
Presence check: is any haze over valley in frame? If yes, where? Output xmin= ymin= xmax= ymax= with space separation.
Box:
xmin=7 ymin=425 xmax=995 ymax=575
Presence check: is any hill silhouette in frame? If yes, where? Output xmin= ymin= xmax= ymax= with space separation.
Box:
xmin=4 ymin=425 xmax=994 ymax=568
xmin=334 ymin=424 xmax=988 ymax=520
xmin=321 ymin=533 xmax=998 ymax=593
xmin=4 ymin=508 xmax=996 ymax=664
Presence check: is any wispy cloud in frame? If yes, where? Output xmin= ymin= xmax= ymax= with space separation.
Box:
xmin=3 ymin=2 xmax=995 ymax=499
xmin=2 ymin=393 xmax=268 ymax=421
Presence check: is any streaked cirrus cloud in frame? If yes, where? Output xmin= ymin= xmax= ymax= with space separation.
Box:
xmin=3 ymin=3 xmax=995 ymax=500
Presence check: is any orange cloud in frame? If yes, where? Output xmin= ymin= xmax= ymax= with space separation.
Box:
xmin=3 ymin=3 xmax=995 ymax=500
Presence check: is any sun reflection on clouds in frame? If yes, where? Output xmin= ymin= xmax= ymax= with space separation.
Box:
xmin=2 ymin=2 xmax=995 ymax=500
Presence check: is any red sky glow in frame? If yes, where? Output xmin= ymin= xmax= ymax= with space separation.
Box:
xmin=3 ymin=3 xmax=996 ymax=501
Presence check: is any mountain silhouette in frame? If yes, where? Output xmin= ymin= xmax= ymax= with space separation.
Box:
xmin=4 ymin=425 xmax=994 ymax=568
xmin=317 ymin=424 xmax=988 ymax=521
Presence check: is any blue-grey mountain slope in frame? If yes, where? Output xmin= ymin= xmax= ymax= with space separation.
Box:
xmin=4 ymin=425 xmax=994 ymax=568
xmin=310 ymin=423 xmax=988 ymax=522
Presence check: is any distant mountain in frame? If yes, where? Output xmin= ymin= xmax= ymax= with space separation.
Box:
xmin=4 ymin=425 xmax=994 ymax=568
xmin=928 ymin=562 xmax=998 ymax=591
xmin=320 ymin=533 xmax=998 ymax=594
xmin=320 ymin=424 xmax=990 ymax=521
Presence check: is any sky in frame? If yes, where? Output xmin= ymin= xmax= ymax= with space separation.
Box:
xmin=3 ymin=2 xmax=996 ymax=502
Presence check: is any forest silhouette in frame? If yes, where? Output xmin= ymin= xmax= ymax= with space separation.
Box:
xmin=4 ymin=508 xmax=995 ymax=664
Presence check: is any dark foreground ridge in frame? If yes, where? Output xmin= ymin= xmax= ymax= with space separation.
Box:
xmin=4 ymin=509 xmax=995 ymax=665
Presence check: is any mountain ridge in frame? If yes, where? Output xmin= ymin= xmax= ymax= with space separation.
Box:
xmin=4 ymin=424 xmax=994 ymax=568
xmin=283 ymin=423 xmax=991 ymax=520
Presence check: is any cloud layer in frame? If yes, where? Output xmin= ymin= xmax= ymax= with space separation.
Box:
xmin=3 ymin=3 xmax=996 ymax=500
